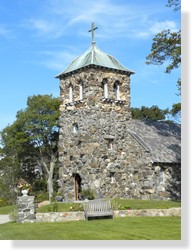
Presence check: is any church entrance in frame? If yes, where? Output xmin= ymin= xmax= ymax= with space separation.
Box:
xmin=74 ymin=174 xmax=82 ymax=200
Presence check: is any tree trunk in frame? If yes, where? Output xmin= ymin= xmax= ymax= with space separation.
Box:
xmin=40 ymin=156 xmax=56 ymax=203
xmin=47 ymin=160 xmax=55 ymax=203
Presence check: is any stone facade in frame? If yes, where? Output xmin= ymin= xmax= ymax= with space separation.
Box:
xmin=58 ymin=65 xmax=180 ymax=201
xmin=57 ymin=44 xmax=181 ymax=201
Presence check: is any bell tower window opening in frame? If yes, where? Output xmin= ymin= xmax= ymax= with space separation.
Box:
xmin=79 ymin=81 xmax=83 ymax=100
xmin=114 ymin=81 xmax=120 ymax=100
xmin=102 ymin=79 xmax=108 ymax=98
xmin=69 ymin=84 xmax=74 ymax=102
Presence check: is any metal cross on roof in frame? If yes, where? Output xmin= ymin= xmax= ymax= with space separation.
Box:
xmin=88 ymin=22 xmax=98 ymax=45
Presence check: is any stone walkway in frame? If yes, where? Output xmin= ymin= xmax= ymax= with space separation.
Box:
xmin=0 ymin=215 xmax=10 ymax=224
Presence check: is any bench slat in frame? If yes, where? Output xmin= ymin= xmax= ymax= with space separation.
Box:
xmin=84 ymin=199 xmax=113 ymax=220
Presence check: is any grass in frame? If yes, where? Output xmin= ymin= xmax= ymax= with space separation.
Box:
xmin=36 ymin=199 xmax=181 ymax=213
xmin=0 ymin=199 xmax=180 ymax=214
xmin=0 ymin=217 xmax=181 ymax=240
xmin=0 ymin=205 xmax=16 ymax=215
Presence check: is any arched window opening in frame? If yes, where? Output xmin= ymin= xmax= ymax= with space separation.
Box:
xmin=69 ymin=84 xmax=74 ymax=102
xmin=113 ymin=81 xmax=120 ymax=100
xmin=108 ymin=139 xmax=114 ymax=150
xmin=102 ymin=79 xmax=108 ymax=98
xmin=110 ymin=172 xmax=115 ymax=183
xmin=79 ymin=81 xmax=83 ymax=100
xmin=73 ymin=123 xmax=78 ymax=133
xmin=159 ymin=171 xmax=166 ymax=184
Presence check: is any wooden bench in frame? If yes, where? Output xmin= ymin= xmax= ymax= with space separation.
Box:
xmin=83 ymin=199 xmax=114 ymax=220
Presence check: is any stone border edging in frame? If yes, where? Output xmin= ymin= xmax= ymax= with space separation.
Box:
xmin=36 ymin=207 xmax=181 ymax=222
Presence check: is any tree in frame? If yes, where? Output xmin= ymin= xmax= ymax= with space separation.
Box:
xmin=146 ymin=29 xmax=181 ymax=75
xmin=146 ymin=0 xmax=181 ymax=92
xmin=166 ymin=0 xmax=180 ymax=11
xmin=170 ymin=102 xmax=181 ymax=123
xmin=0 ymin=156 xmax=19 ymax=204
xmin=131 ymin=105 xmax=169 ymax=121
xmin=146 ymin=0 xmax=181 ymax=123
xmin=0 ymin=95 xmax=60 ymax=201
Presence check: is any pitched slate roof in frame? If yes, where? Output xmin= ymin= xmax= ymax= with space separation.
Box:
xmin=128 ymin=120 xmax=181 ymax=163
xmin=55 ymin=44 xmax=134 ymax=78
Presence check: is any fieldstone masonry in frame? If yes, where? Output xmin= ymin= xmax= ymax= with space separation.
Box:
xmin=17 ymin=196 xmax=36 ymax=223
xmin=36 ymin=207 xmax=181 ymax=222
xmin=57 ymin=44 xmax=181 ymax=201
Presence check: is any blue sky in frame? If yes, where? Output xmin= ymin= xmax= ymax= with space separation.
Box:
xmin=0 ymin=0 xmax=181 ymax=131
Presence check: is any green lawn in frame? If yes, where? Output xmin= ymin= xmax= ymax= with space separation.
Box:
xmin=0 ymin=199 xmax=181 ymax=214
xmin=37 ymin=199 xmax=181 ymax=213
xmin=0 ymin=205 xmax=16 ymax=215
xmin=0 ymin=217 xmax=181 ymax=240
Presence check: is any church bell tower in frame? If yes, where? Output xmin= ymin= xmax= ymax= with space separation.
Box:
xmin=56 ymin=23 xmax=135 ymax=201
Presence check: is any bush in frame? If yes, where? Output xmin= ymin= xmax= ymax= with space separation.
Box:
xmin=9 ymin=208 xmax=17 ymax=222
xmin=36 ymin=192 xmax=49 ymax=203
xmin=0 ymin=198 xmax=10 ymax=207
xmin=81 ymin=189 xmax=95 ymax=200
xmin=36 ymin=202 xmax=84 ymax=213
xmin=32 ymin=179 xmax=47 ymax=193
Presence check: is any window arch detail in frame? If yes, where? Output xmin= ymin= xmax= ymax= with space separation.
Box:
xmin=79 ymin=81 xmax=83 ymax=100
xmin=113 ymin=81 xmax=120 ymax=100
xmin=69 ymin=84 xmax=74 ymax=102
xmin=102 ymin=79 xmax=108 ymax=98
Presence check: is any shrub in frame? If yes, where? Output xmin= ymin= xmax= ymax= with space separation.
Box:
xmin=36 ymin=192 xmax=49 ymax=203
xmin=0 ymin=198 xmax=10 ymax=207
xmin=81 ymin=189 xmax=95 ymax=200
xmin=9 ymin=208 xmax=17 ymax=222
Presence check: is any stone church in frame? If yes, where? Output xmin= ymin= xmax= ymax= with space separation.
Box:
xmin=56 ymin=23 xmax=181 ymax=201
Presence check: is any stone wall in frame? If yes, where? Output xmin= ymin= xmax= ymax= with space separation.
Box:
xmin=17 ymin=196 xmax=36 ymax=223
xmin=36 ymin=208 xmax=181 ymax=222
xmin=58 ymin=67 xmax=179 ymax=201
xmin=114 ymin=207 xmax=181 ymax=217
xmin=36 ymin=211 xmax=84 ymax=222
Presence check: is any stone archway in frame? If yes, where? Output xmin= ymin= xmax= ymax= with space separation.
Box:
xmin=74 ymin=173 xmax=82 ymax=201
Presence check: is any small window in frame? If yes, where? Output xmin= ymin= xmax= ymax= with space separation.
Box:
xmin=79 ymin=81 xmax=83 ymax=100
xmin=73 ymin=123 xmax=78 ymax=133
xmin=159 ymin=171 xmax=166 ymax=183
xmin=113 ymin=81 xmax=120 ymax=100
xmin=110 ymin=172 xmax=115 ymax=183
xmin=102 ymin=79 xmax=108 ymax=98
xmin=108 ymin=139 xmax=114 ymax=150
xmin=69 ymin=84 xmax=73 ymax=102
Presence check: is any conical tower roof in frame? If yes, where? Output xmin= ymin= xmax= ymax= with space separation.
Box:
xmin=56 ymin=23 xmax=134 ymax=78
xmin=55 ymin=44 xmax=134 ymax=78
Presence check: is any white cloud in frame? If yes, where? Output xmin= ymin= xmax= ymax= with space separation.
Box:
xmin=0 ymin=25 xmax=12 ymax=38
xmin=24 ymin=18 xmax=65 ymax=38
xmin=149 ymin=20 xmax=178 ymax=34
xmin=23 ymin=0 xmax=179 ymax=71
xmin=22 ymin=0 xmax=179 ymax=42
xmin=39 ymin=49 xmax=79 ymax=71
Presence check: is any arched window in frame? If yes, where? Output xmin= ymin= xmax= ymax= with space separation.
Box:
xmin=110 ymin=172 xmax=115 ymax=183
xmin=69 ymin=84 xmax=73 ymax=102
xmin=79 ymin=81 xmax=83 ymax=100
xmin=108 ymin=139 xmax=114 ymax=150
xmin=102 ymin=79 xmax=108 ymax=98
xmin=73 ymin=123 xmax=78 ymax=133
xmin=113 ymin=81 xmax=120 ymax=100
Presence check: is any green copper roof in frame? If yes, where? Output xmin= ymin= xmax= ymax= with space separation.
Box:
xmin=55 ymin=44 xmax=134 ymax=78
